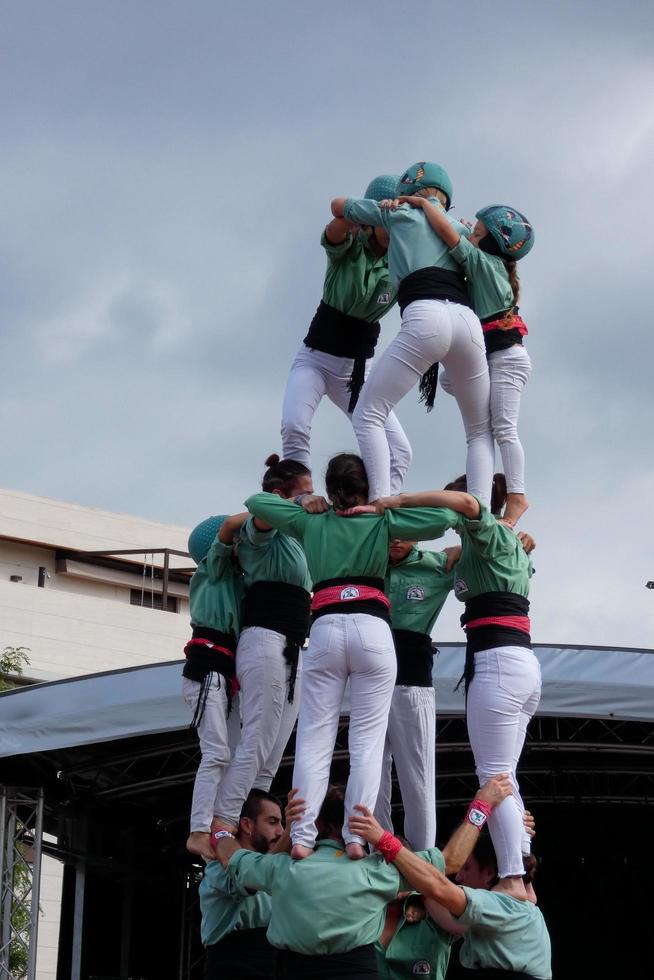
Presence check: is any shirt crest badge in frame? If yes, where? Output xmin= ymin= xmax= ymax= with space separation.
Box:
xmin=406 ymin=586 xmax=425 ymax=601
xmin=340 ymin=586 xmax=360 ymax=601
xmin=454 ymin=578 xmax=469 ymax=597
xmin=412 ymin=962 xmax=432 ymax=975
xmin=377 ymin=291 xmax=391 ymax=304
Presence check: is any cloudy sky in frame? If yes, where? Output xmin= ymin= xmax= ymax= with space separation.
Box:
xmin=2 ymin=1 xmax=653 ymax=647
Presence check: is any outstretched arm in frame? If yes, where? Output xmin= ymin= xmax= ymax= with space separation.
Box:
xmin=397 ymin=195 xmax=461 ymax=248
xmin=219 ymin=512 xmax=249 ymax=544
xmin=441 ymin=775 xmax=512 ymax=874
xmin=324 ymin=216 xmax=357 ymax=244
xmin=395 ymin=491 xmax=479 ymax=518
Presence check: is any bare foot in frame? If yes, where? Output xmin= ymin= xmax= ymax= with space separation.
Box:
xmin=346 ymin=842 xmax=366 ymax=860
xmin=291 ymin=844 xmax=314 ymax=860
xmin=494 ymin=875 xmax=528 ymax=901
xmin=503 ymin=493 xmax=529 ymax=528
xmin=186 ymin=832 xmax=215 ymax=862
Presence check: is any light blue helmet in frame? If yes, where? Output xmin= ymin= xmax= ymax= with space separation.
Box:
xmin=188 ymin=515 xmax=228 ymax=564
xmin=364 ymin=174 xmax=401 ymax=202
xmin=396 ymin=162 xmax=453 ymax=209
xmin=475 ymin=205 xmax=535 ymax=260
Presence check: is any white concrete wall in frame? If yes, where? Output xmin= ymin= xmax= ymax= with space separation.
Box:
xmin=35 ymin=850 xmax=63 ymax=980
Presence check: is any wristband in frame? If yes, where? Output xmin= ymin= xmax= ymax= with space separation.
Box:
xmin=466 ymin=798 xmax=493 ymax=830
xmin=211 ymin=830 xmax=235 ymax=849
xmin=375 ymin=830 xmax=403 ymax=863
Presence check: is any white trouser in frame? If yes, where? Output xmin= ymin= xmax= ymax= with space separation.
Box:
xmin=281 ymin=345 xmax=413 ymax=494
xmin=213 ymin=627 xmax=301 ymax=827
xmin=183 ymin=674 xmax=231 ymax=833
xmin=374 ymin=685 xmax=436 ymax=850
xmin=466 ymin=645 xmax=541 ymax=878
xmin=352 ymin=300 xmax=493 ymax=503
xmin=291 ymin=613 xmax=397 ymax=848
xmin=441 ymin=344 xmax=531 ymax=494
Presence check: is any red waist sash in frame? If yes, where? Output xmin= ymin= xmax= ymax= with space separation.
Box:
xmin=311 ymin=584 xmax=391 ymax=613
xmin=464 ymin=615 xmax=531 ymax=633
xmin=482 ymin=313 xmax=528 ymax=336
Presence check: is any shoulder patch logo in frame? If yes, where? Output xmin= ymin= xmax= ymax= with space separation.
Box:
xmin=454 ymin=578 xmax=469 ymax=597
xmin=377 ymin=291 xmax=391 ymax=304
xmin=412 ymin=961 xmax=432 ymax=975
xmin=406 ymin=586 xmax=425 ymax=601
xmin=340 ymin=586 xmax=360 ymax=601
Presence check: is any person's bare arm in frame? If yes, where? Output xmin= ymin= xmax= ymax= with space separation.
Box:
xmin=441 ymin=775 xmax=512 ymax=874
xmin=219 ymin=512 xmax=249 ymax=544
xmin=341 ymin=491 xmax=479 ymax=519
xmin=396 ymin=195 xmax=461 ymax=247
xmin=213 ymin=834 xmax=241 ymax=868
xmin=424 ymin=897 xmax=468 ymax=937
xmin=324 ymin=217 xmax=356 ymax=244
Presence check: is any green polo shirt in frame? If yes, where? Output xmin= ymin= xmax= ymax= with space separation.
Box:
xmin=452 ymin=503 xmax=532 ymax=603
xmin=189 ymin=537 xmax=244 ymax=635
xmin=386 ymin=548 xmax=454 ymax=635
xmin=375 ymin=902 xmax=453 ymax=980
xmin=343 ymin=197 xmax=470 ymax=286
xmin=199 ymin=858 xmax=272 ymax=946
xmin=321 ymin=229 xmax=397 ymax=322
xmin=458 ymin=887 xmax=552 ymax=978
xmin=237 ymin=517 xmax=311 ymax=591
xmin=227 ymin=839 xmax=446 ymax=955
xmin=244 ymin=494 xmax=461 ymax=584
xmin=449 ymin=236 xmax=513 ymax=321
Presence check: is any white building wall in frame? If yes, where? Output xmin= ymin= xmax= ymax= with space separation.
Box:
xmin=0 ymin=487 xmax=196 ymax=978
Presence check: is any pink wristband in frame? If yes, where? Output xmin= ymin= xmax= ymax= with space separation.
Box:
xmin=375 ymin=830 xmax=403 ymax=863
xmin=466 ymin=798 xmax=492 ymax=829
xmin=471 ymin=799 xmax=493 ymax=819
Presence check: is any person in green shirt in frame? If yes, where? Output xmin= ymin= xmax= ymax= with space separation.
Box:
xmin=375 ymin=893 xmax=454 ymax=980
xmin=183 ymin=514 xmax=246 ymax=862
xmin=212 ymin=455 xmax=313 ymax=837
xmin=385 ymin=195 xmax=535 ymax=528
xmin=356 ymin=480 xmax=539 ymax=899
xmin=349 ymin=808 xmax=551 ymax=979
xmin=201 ymin=788 xmax=292 ymax=979
xmin=374 ymin=539 xmax=456 ymax=851
xmin=244 ymin=452 xmax=477 ymax=861
xmin=280 ymin=174 xmax=412 ymax=494
xmin=332 ymin=162 xmax=494 ymax=508
xmin=212 ymin=776 xmax=512 ymax=980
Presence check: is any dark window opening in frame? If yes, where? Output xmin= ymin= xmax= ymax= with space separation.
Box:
xmin=129 ymin=589 xmax=178 ymax=613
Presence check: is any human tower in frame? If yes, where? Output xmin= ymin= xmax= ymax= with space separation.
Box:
xmin=182 ymin=161 xmax=538 ymax=890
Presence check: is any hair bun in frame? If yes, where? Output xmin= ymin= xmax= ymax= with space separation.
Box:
xmin=265 ymin=453 xmax=280 ymax=468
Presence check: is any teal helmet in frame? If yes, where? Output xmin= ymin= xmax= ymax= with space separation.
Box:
xmin=188 ymin=515 xmax=228 ymax=564
xmin=364 ymin=174 xmax=401 ymax=202
xmin=475 ymin=205 xmax=534 ymax=260
xmin=396 ymin=162 xmax=453 ymax=209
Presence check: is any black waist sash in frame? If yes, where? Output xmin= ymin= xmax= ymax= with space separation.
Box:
xmin=311 ymin=576 xmax=391 ymax=626
xmin=459 ymin=968 xmax=538 ymax=979
xmin=392 ymin=629 xmax=435 ymax=687
xmin=304 ymin=300 xmax=381 ymax=411
xmin=397 ymin=268 xmax=471 ymax=411
xmin=280 ymin=942 xmax=378 ymax=979
xmin=242 ymin=580 xmax=311 ymax=703
xmin=182 ymin=626 xmax=237 ymax=723
xmin=460 ymin=593 xmax=531 ymax=693
xmin=206 ymin=927 xmax=278 ymax=979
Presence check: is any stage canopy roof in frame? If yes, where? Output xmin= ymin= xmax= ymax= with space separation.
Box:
xmin=2 ymin=644 xmax=653 ymax=759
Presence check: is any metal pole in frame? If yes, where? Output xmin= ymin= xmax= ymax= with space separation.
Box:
xmin=26 ymin=789 xmax=44 ymax=980
xmin=162 ymin=549 xmax=170 ymax=611
xmin=0 ymin=790 xmax=7 ymax=980
xmin=0 ymin=811 xmax=16 ymax=979
xmin=70 ymin=818 xmax=87 ymax=980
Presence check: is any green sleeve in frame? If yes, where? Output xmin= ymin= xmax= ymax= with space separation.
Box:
xmin=226 ymin=850 xmax=286 ymax=895
xmin=449 ymin=235 xmax=487 ymax=272
xmin=457 ymin=887 xmax=514 ymax=930
xmin=386 ymin=507 xmax=461 ymax=541
xmin=245 ymin=492 xmax=309 ymax=540
xmin=205 ymin=537 xmax=236 ymax=584
xmin=460 ymin=502 xmax=517 ymax=559
xmin=239 ymin=516 xmax=277 ymax=549
xmin=344 ymin=197 xmax=390 ymax=230
xmin=321 ymin=228 xmax=358 ymax=263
